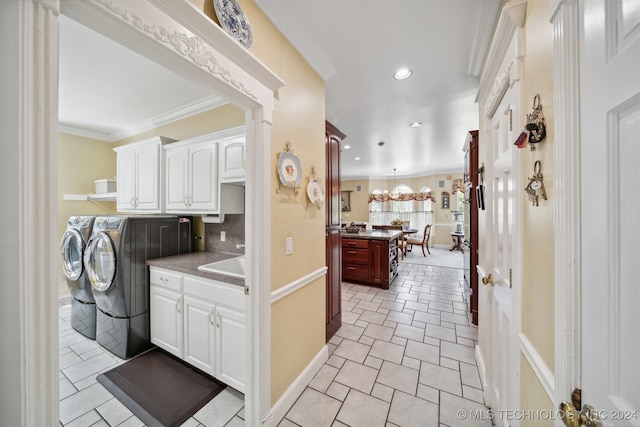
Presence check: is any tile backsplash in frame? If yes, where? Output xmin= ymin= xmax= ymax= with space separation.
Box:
xmin=204 ymin=214 xmax=245 ymax=254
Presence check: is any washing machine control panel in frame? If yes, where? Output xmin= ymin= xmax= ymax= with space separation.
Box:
xmin=68 ymin=216 xmax=94 ymax=229
xmin=94 ymin=217 xmax=124 ymax=231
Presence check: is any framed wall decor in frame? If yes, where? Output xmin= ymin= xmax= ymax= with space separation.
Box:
xmin=341 ymin=191 xmax=351 ymax=211
xmin=441 ymin=191 xmax=450 ymax=209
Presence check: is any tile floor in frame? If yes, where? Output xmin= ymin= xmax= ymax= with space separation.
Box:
xmin=59 ymin=254 xmax=489 ymax=427
xmin=280 ymin=261 xmax=492 ymax=427
xmin=58 ymin=306 xmax=245 ymax=427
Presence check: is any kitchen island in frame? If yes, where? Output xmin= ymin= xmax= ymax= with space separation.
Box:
xmin=341 ymin=230 xmax=401 ymax=289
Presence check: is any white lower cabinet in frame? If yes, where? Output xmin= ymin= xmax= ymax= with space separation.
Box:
xmin=150 ymin=267 xmax=245 ymax=392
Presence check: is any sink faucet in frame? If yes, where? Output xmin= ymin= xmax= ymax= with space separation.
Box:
xmin=236 ymin=244 xmax=246 ymax=249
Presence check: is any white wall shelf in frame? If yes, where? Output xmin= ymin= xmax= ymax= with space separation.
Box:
xmin=63 ymin=192 xmax=117 ymax=201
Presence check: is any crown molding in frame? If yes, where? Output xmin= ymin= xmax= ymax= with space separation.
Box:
xmin=476 ymin=0 xmax=527 ymax=104
xmin=467 ymin=0 xmax=501 ymax=77
xmin=59 ymin=94 xmax=228 ymax=142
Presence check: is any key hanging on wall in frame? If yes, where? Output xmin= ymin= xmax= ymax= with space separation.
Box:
xmin=525 ymin=160 xmax=547 ymax=206
xmin=514 ymin=94 xmax=547 ymax=150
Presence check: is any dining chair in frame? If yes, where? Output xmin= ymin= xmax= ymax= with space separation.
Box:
xmin=405 ymin=224 xmax=432 ymax=256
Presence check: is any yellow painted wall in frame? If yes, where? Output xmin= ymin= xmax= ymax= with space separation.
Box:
xmin=340 ymin=179 xmax=369 ymax=223
xmin=232 ymin=0 xmax=327 ymax=405
xmin=521 ymin=0 xmax=555 ymax=373
xmin=521 ymin=355 xmax=554 ymax=426
xmin=57 ymin=133 xmax=118 ymax=296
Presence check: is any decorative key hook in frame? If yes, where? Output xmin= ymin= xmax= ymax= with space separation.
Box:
xmin=525 ymin=160 xmax=547 ymax=206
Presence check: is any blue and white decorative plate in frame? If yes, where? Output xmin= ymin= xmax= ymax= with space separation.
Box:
xmin=214 ymin=0 xmax=253 ymax=48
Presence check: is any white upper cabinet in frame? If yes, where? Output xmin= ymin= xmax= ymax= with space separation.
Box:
xmin=165 ymin=137 xmax=218 ymax=213
xmin=219 ymin=136 xmax=246 ymax=182
xmin=114 ymin=136 xmax=174 ymax=213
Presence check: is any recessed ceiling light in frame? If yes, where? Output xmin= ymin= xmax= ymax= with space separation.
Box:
xmin=409 ymin=122 xmax=422 ymax=128
xmin=393 ymin=68 xmax=412 ymax=80
xmin=354 ymin=157 xmax=361 ymax=161
xmin=343 ymin=144 xmax=351 ymax=149
xmin=378 ymin=141 xmax=385 ymax=146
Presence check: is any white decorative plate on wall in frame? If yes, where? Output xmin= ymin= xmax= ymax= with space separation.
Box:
xmin=213 ymin=0 xmax=253 ymax=48
xmin=277 ymin=152 xmax=301 ymax=188
xmin=307 ymin=179 xmax=325 ymax=205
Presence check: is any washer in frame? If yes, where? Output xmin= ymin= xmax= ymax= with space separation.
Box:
xmin=61 ymin=216 xmax=97 ymax=339
xmin=83 ymin=215 xmax=192 ymax=358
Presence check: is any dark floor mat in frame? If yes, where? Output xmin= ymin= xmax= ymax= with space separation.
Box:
xmin=97 ymin=348 xmax=226 ymax=427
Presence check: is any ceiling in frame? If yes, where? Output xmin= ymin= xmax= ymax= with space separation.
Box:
xmin=58 ymin=1 xmax=501 ymax=180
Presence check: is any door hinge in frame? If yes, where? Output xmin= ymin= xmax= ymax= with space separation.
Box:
xmin=244 ymin=286 xmax=250 ymax=295
xmin=509 ymin=109 xmax=513 ymax=131
xmin=509 ymin=268 xmax=513 ymax=289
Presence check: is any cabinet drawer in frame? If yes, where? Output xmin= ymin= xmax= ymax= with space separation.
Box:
xmin=184 ymin=275 xmax=244 ymax=311
xmin=343 ymin=263 xmax=370 ymax=282
xmin=342 ymin=238 xmax=368 ymax=249
xmin=150 ymin=268 xmax=183 ymax=292
xmin=342 ymin=247 xmax=369 ymax=265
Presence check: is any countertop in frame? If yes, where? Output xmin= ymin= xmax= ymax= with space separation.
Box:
xmin=147 ymin=251 xmax=244 ymax=287
xmin=341 ymin=230 xmax=402 ymax=241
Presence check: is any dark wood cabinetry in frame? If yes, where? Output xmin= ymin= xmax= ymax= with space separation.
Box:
xmin=342 ymin=233 xmax=399 ymax=290
xmin=463 ymin=130 xmax=479 ymax=325
xmin=325 ymin=121 xmax=345 ymax=341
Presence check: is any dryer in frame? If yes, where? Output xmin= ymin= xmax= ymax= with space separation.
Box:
xmin=83 ymin=215 xmax=192 ymax=358
xmin=60 ymin=216 xmax=96 ymax=339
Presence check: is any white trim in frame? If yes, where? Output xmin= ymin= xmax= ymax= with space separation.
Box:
xmin=262 ymin=345 xmax=330 ymax=427
xmin=467 ymin=0 xmax=502 ymax=77
xmin=519 ymin=333 xmax=555 ymax=402
xmin=59 ymin=95 xmax=228 ymax=142
xmin=271 ymin=267 xmax=328 ymax=304
xmin=477 ymin=0 xmax=527 ymax=104
xmin=551 ymin=0 xmax=581 ymax=419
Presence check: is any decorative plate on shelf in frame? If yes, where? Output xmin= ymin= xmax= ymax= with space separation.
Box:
xmin=213 ymin=0 xmax=253 ymax=48
xmin=307 ymin=179 xmax=325 ymax=205
xmin=277 ymin=152 xmax=302 ymax=188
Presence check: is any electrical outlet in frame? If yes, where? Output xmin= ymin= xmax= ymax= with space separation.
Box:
xmin=221 ymin=231 xmax=226 ymax=241
xmin=285 ymin=237 xmax=293 ymax=255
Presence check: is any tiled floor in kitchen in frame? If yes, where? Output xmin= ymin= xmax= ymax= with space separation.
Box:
xmin=58 ymin=306 xmax=245 ymax=427
xmin=59 ymin=251 xmax=489 ymax=426
xmin=280 ymin=258 xmax=491 ymax=427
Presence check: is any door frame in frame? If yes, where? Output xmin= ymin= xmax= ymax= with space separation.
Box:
xmin=550 ymin=0 xmax=581 ymax=419
xmin=3 ymin=0 xmax=284 ymax=424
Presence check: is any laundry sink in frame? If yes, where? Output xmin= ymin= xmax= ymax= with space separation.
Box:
xmin=198 ymin=255 xmax=246 ymax=279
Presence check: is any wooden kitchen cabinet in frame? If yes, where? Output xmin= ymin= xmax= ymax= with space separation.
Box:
xmin=463 ymin=130 xmax=479 ymax=325
xmin=165 ymin=137 xmax=218 ymax=213
xmin=115 ymin=136 xmax=174 ymax=212
xmin=325 ymin=121 xmax=345 ymax=342
xmin=342 ymin=233 xmax=399 ymax=289
xmin=149 ymin=266 xmax=246 ymax=392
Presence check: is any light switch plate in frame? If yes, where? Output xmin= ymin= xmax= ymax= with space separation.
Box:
xmin=285 ymin=237 xmax=293 ymax=255
xmin=221 ymin=231 xmax=226 ymax=241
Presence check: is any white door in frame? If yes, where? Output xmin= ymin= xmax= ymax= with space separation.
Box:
xmin=579 ymin=0 xmax=640 ymax=423
xmin=183 ymin=295 xmax=216 ymax=376
xmin=220 ymin=138 xmax=246 ymax=182
xmin=150 ymin=285 xmax=183 ymax=358
xmin=481 ymin=87 xmax=520 ymax=423
xmin=189 ymin=143 xmax=218 ymax=211
xmin=165 ymin=147 xmax=189 ymax=211
xmin=135 ymin=143 xmax=160 ymax=211
xmin=216 ymin=305 xmax=246 ymax=393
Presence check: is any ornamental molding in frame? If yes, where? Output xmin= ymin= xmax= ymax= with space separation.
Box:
xmin=92 ymin=0 xmax=258 ymax=100
xmin=486 ymin=60 xmax=514 ymax=119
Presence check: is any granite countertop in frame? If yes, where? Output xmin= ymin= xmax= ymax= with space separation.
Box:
xmin=340 ymin=230 xmax=402 ymax=241
xmin=147 ymin=251 xmax=244 ymax=287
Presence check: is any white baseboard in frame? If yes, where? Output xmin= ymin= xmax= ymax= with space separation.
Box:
xmin=262 ymin=345 xmax=329 ymax=426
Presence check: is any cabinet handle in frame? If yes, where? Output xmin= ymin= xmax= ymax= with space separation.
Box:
xmin=131 ymin=197 xmax=135 ymax=207
xmin=347 ymin=267 xmax=356 ymax=270
xmin=347 ymin=241 xmax=356 ymax=245
xmin=176 ymin=298 xmax=181 ymax=313
xmin=184 ymin=196 xmax=188 ymax=207
xmin=216 ymin=312 xmax=220 ymax=328
xmin=347 ymin=250 xmax=357 ymax=254
xmin=209 ymin=311 xmax=215 ymax=325
xmin=189 ymin=196 xmax=193 ymax=207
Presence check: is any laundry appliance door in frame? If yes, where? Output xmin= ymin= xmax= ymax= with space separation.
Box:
xmin=61 ymin=229 xmax=84 ymax=281
xmin=84 ymin=232 xmax=117 ymax=293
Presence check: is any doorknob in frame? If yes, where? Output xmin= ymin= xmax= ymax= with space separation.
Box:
xmin=559 ymin=401 xmax=602 ymax=427
xmin=482 ymin=273 xmax=494 ymax=285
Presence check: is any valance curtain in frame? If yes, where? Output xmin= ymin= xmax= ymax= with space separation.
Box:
xmin=368 ymin=191 xmax=435 ymax=203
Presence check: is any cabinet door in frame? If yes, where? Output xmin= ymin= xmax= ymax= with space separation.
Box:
xmin=368 ymin=240 xmax=387 ymax=286
xmin=216 ymin=306 xmax=245 ymax=392
xmin=116 ymin=149 xmax=136 ymax=211
xmin=135 ymin=143 xmax=160 ymax=211
xmin=189 ymin=143 xmax=218 ymax=211
xmin=165 ymin=148 xmax=189 ymax=211
xmin=219 ymin=138 xmax=245 ymax=182
xmin=183 ymin=295 xmax=216 ymax=376
xmin=150 ymin=285 xmax=183 ymax=358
